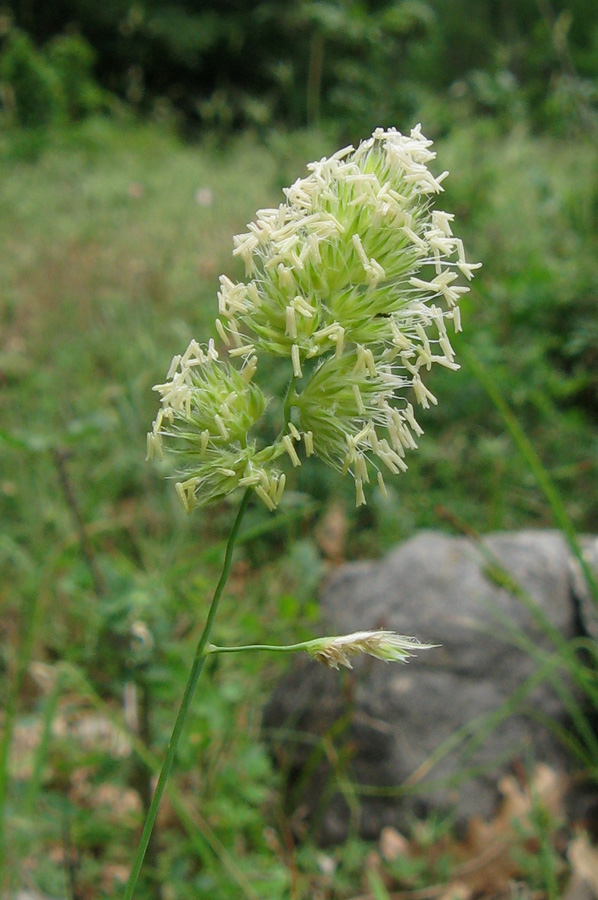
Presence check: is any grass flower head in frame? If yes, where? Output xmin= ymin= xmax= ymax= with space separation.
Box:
xmin=306 ymin=630 xmax=438 ymax=670
xmin=148 ymin=339 xmax=285 ymax=511
xmin=135 ymin=128 xmax=467 ymax=898
xmin=149 ymin=127 xmax=479 ymax=510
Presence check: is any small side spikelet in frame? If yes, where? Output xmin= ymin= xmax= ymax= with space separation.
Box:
xmin=147 ymin=341 xmax=285 ymax=511
xmin=306 ymin=630 xmax=438 ymax=670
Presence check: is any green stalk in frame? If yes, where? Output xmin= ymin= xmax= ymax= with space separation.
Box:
xmin=123 ymin=487 xmax=252 ymax=900
xmin=60 ymin=662 xmax=260 ymax=900
xmin=208 ymin=640 xmax=316 ymax=656
xmin=463 ymin=347 xmax=598 ymax=602
xmin=0 ymin=576 xmax=40 ymax=883
xmin=24 ymin=669 xmax=64 ymax=815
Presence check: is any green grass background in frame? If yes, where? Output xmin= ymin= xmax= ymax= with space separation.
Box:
xmin=1 ymin=115 xmax=597 ymax=897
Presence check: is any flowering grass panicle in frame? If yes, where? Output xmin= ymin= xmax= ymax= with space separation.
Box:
xmin=149 ymin=126 xmax=479 ymax=510
xmin=307 ymin=630 xmax=438 ymax=670
xmin=132 ymin=127 xmax=472 ymax=900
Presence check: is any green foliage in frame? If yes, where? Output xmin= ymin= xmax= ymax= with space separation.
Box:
xmin=513 ymin=799 xmax=564 ymax=900
xmin=8 ymin=0 xmax=598 ymax=134
xmin=0 ymin=26 xmax=111 ymax=142
xmin=0 ymin=28 xmax=62 ymax=128
xmin=46 ymin=33 xmax=108 ymax=119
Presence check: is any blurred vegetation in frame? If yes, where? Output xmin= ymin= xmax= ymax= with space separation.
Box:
xmin=2 ymin=0 xmax=598 ymax=134
xmin=1 ymin=0 xmax=597 ymax=896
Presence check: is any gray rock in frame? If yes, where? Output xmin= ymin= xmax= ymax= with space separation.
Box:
xmin=569 ymin=536 xmax=598 ymax=641
xmin=263 ymin=530 xmax=596 ymax=842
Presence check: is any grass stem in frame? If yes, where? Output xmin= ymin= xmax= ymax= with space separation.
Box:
xmin=463 ymin=348 xmax=598 ymax=602
xmin=122 ymin=487 xmax=252 ymax=900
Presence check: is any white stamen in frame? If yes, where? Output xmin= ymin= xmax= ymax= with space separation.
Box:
xmin=282 ymin=435 xmax=301 ymax=467
xmin=353 ymin=384 xmax=366 ymax=414
xmin=291 ymin=344 xmax=302 ymax=378
xmin=229 ymin=344 xmax=255 ymax=358
xmin=255 ymin=485 xmax=276 ymax=511
xmin=412 ymin=374 xmax=437 ymax=408
xmin=241 ymin=356 xmax=258 ymax=382
xmin=214 ymin=414 xmax=229 ymax=439
xmin=215 ymin=318 xmax=230 ymax=346
xmin=355 ymin=477 xmax=366 ymax=507
xmin=167 ymin=355 xmax=181 ymax=379
xmin=377 ymin=470 xmax=388 ymax=497
xmin=275 ymin=473 xmax=286 ymax=504
xmin=285 ymin=306 xmax=297 ymax=339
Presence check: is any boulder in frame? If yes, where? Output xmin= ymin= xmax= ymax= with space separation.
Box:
xmin=569 ymin=536 xmax=598 ymax=640
xmin=263 ymin=530 xmax=597 ymax=842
